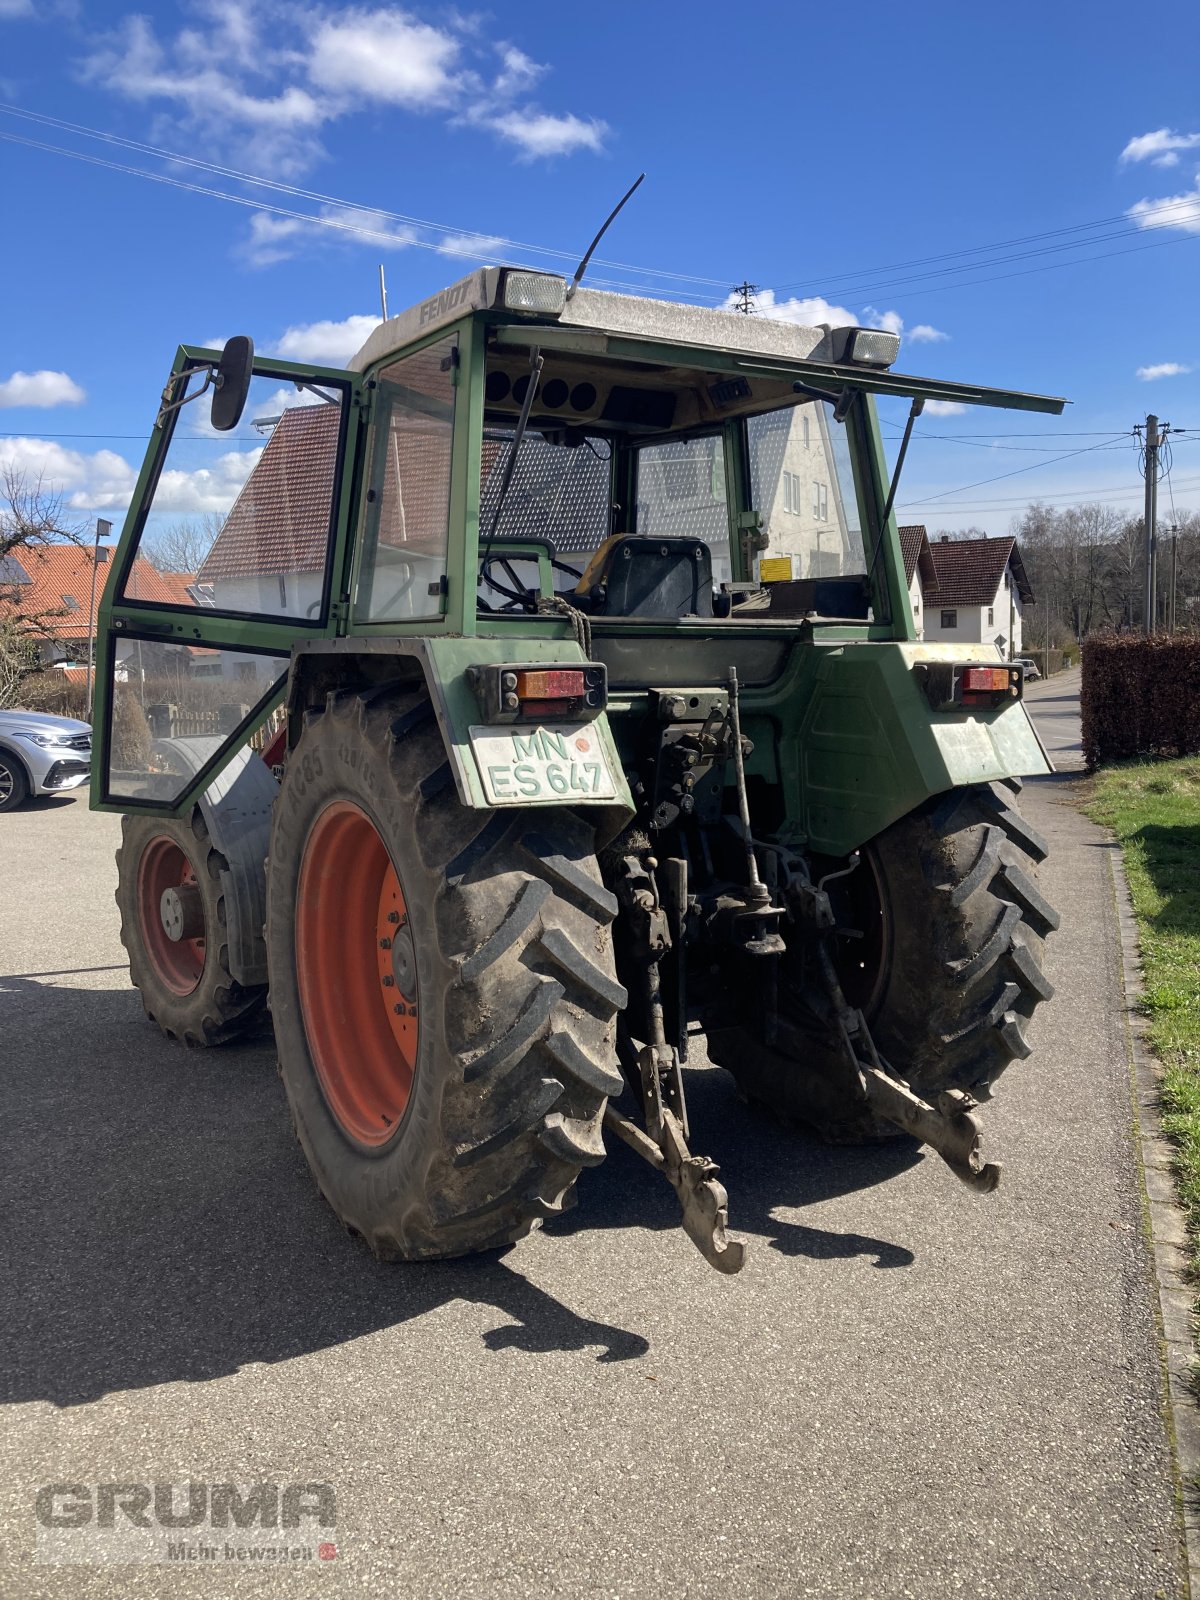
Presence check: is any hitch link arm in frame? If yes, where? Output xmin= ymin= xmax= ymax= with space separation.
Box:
xmin=817 ymin=942 xmax=1000 ymax=1194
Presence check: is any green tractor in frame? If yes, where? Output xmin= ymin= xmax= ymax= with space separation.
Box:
xmin=92 ymin=268 xmax=1062 ymax=1273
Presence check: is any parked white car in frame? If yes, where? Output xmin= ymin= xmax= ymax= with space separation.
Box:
xmin=0 ymin=710 xmax=93 ymax=810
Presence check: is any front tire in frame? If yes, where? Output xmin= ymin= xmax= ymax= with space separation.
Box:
xmin=266 ymin=685 xmax=625 ymax=1261
xmin=709 ymin=780 xmax=1058 ymax=1137
xmin=0 ymin=750 xmax=30 ymax=811
xmin=116 ymin=810 xmax=269 ymax=1045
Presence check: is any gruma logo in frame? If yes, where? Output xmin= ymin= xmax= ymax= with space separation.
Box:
xmin=34 ymin=1482 xmax=337 ymax=1566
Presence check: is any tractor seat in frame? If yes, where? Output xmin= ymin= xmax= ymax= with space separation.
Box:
xmin=577 ymin=534 xmax=714 ymax=619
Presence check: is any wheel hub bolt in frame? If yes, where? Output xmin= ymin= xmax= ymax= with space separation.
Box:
xmin=382 ymin=975 xmax=395 ymax=987
xmin=387 ymin=911 xmax=400 ymax=924
xmin=380 ymin=936 xmax=392 ymax=949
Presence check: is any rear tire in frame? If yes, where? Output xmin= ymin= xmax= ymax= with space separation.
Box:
xmin=709 ymin=780 xmax=1058 ymax=1138
xmin=0 ymin=750 xmax=29 ymax=811
xmin=116 ymin=809 xmax=270 ymax=1045
xmin=266 ymin=685 xmax=625 ymax=1261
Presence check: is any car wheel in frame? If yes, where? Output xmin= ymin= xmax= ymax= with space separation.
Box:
xmin=0 ymin=750 xmax=30 ymax=812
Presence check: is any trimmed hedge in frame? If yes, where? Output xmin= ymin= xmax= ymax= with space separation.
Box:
xmin=1081 ymin=633 xmax=1200 ymax=769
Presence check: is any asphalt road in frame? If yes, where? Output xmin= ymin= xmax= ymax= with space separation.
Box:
xmin=1 ymin=673 xmax=1186 ymax=1599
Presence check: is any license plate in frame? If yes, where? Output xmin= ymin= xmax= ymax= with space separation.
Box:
xmin=469 ymin=723 xmax=618 ymax=805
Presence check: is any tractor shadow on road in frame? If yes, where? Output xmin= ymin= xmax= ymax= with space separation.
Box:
xmin=1 ymin=973 xmax=915 ymax=1408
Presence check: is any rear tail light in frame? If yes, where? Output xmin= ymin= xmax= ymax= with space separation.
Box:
xmin=961 ymin=667 xmax=1011 ymax=693
xmin=914 ymin=660 xmax=1023 ymax=712
xmin=469 ymin=661 xmax=607 ymax=723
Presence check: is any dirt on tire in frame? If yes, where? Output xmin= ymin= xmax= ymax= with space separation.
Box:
xmin=266 ymin=684 xmax=626 ymax=1261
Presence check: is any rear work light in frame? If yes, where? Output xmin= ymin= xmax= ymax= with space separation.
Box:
xmin=468 ymin=661 xmax=608 ymax=723
xmin=914 ymin=660 xmax=1023 ymax=712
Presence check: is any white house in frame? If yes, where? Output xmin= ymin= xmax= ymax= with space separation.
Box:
xmin=896 ymin=526 xmax=1033 ymax=657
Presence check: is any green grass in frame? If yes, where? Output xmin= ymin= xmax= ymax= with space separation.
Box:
xmin=1085 ymin=757 xmax=1200 ymax=1269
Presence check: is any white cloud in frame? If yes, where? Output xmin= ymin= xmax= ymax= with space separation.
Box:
xmin=1128 ymin=179 xmax=1200 ymax=235
xmin=79 ymin=8 xmax=605 ymax=181
xmin=922 ymin=400 xmax=967 ymax=417
xmin=728 ymin=289 xmax=924 ymax=343
xmin=1137 ymin=362 xmax=1192 ymax=380
xmin=483 ymin=110 xmax=608 ymax=159
xmin=0 ymin=433 xmax=267 ymax=516
xmin=0 ymin=370 xmax=86 ymax=408
xmin=80 ymin=15 xmax=327 ymax=178
xmin=308 ymin=9 xmax=461 ymax=108
xmin=1120 ymin=129 xmax=1200 ymax=168
xmin=0 ymin=0 xmax=34 ymax=17
xmin=908 ymin=324 xmax=949 ymax=344
xmin=238 ymin=200 xmax=504 ymax=268
xmin=154 ymin=449 xmax=263 ymax=514
xmin=0 ymin=436 xmax=137 ymax=509
xmin=863 ymin=305 xmax=904 ymax=337
xmin=435 ymin=231 xmax=508 ymax=260
xmin=493 ymin=45 xmax=544 ymax=98
xmin=272 ymin=315 xmax=380 ymax=367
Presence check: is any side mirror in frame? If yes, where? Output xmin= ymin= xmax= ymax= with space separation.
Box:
xmin=211 ymin=336 xmax=254 ymax=432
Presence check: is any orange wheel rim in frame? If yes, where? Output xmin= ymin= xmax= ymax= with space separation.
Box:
xmin=295 ymin=801 xmax=419 ymax=1146
xmin=136 ymin=835 xmax=205 ymax=996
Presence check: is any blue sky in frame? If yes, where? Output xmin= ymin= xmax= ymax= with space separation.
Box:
xmin=1 ymin=0 xmax=1199 ymax=537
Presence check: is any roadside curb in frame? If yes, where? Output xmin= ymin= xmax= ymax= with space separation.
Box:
xmin=1108 ymin=835 xmax=1200 ymax=1597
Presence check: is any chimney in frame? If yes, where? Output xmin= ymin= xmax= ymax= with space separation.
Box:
xmin=940 ymin=535 xmax=950 ymax=542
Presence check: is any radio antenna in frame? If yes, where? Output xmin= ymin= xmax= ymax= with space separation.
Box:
xmin=378 ymin=263 xmax=389 ymax=321
xmin=565 ymin=173 xmax=646 ymax=301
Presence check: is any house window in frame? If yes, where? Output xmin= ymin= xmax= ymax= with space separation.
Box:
xmin=812 ymin=482 xmax=828 ymax=521
xmin=987 ymin=606 xmax=994 ymax=626
xmin=941 ymin=609 xmax=957 ymax=629
xmin=913 ymin=600 xmax=920 ymax=617
xmin=802 ymin=415 xmax=810 ymax=450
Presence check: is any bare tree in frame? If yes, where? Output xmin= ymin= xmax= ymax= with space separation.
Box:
xmin=141 ymin=514 xmax=224 ymax=574
xmin=0 ymin=468 xmax=88 ymax=707
xmin=1 ymin=465 xmax=84 ymax=561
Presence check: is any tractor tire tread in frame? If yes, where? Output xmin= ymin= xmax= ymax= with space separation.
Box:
xmin=268 ymin=685 xmax=621 ymax=1262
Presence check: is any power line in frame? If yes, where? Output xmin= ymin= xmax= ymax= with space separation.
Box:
xmin=0 ymin=102 xmax=730 ymax=294
xmin=896 ymin=435 xmax=1133 ymax=509
xmin=772 ymin=196 xmax=1200 ymax=298
xmin=907 ymin=476 xmax=1200 ymax=512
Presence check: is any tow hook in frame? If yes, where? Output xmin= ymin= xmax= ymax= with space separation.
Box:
xmin=603 ymin=1103 xmax=746 ymax=1274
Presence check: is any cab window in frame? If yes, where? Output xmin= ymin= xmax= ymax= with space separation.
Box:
xmin=118 ymin=370 xmax=349 ymax=622
xmin=353 ymin=336 xmax=456 ymax=624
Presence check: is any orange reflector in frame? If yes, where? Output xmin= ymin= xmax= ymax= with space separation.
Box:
xmin=961 ymin=667 xmax=1011 ymax=692
xmin=515 ymin=669 xmax=585 ymax=699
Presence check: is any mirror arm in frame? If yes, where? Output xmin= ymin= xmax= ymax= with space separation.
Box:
xmin=155 ymin=365 xmax=215 ymax=429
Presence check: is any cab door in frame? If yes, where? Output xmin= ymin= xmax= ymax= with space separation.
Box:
xmin=91 ymin=344 xmax=364 ymax=815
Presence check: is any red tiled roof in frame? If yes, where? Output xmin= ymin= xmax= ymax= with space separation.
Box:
xmin=897 ymin=524 xmax=938 ymax=588
xmin=924 ymin=535 xmax=1034 ymax=607
xmin=198 ymin=405 xmax=341 ymax=581
xmin=0 ymin=543 xmax=179 ymax=637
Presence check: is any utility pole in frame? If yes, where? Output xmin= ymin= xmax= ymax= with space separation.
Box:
xmin=730 ymin=281 xmax=759 ymax=315
xmin=1141 ymin=415 xmax=1161 ymax=634
xmin=1169 ymin=525 xmax=1179 ymax=632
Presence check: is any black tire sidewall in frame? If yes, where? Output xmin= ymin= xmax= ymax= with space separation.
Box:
xmin=117 ymin=811 xmax=265 ymax=1044
xmin=266 ymin=719 xmax=456 ymax=1232
xmin=0 ymin=750 xmax=30 ymax=811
